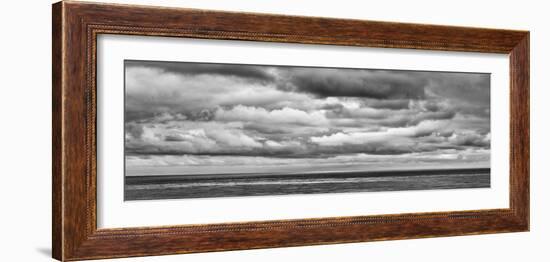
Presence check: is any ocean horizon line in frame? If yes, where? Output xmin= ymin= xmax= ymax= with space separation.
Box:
xmin=125 ymin=167 xmax=490 ymax=185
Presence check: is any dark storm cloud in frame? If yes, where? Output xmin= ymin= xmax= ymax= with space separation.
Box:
xmin=243 ymin=123 xmax=290 ymax=135
xmin=164 ymin=135 xmax=186 ymax=142
xmin=378 ymin=110 xmax=456 ymax=127
xmin=125 ymin=60 xmax=275 ymax=82
xmin=428 ymin=73 xmax=490 ymax=106
xmin=125 ymin=123 xmax=144 ymax=139
xmin=365 ymin=99 xmax=411 ymax=110
xmin=125 ymin=111 xmax=155 ymax=123
xmin=426 ymin=73 xmax=490 ymax=118
xmin=280 ymin=69 xmax=427 ymax=99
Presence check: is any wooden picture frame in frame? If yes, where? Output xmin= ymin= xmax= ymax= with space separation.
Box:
xmin=52 ymin=1 xmax=529 ymax=261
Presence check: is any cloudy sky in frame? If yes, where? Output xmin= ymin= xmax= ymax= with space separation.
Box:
xmin=124 ymin=60 xmax=490 ymax=176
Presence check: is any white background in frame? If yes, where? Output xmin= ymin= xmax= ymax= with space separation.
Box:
xmin=0 ymin=0 xmax=546 ymax=261
xmin=98 ymin=35 xmax=509 ymax=228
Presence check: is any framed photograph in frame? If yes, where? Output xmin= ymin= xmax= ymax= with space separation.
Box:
xmin=52 ymin=1 xmax=529 ymax=261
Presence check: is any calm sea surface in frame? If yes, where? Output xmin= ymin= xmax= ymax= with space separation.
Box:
xmin=124 ymin=168 xmax=490 ymax=200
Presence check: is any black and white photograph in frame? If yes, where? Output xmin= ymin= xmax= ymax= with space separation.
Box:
xmin=124 ymin=60 xmax=491 ymax=200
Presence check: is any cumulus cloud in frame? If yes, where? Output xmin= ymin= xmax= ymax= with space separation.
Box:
xmin=124 ymin=66 xmax=322 ymax=123
xmin=310 ymin=120 xmax=449 ymax=146
xmin=214 ymin=105 xmax=329 ymax=126
xmin=449 ymin=131 xmax=491 ymax=147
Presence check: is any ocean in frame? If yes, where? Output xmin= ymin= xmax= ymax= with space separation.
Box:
xmin=124 ymin=168 xmax=490 ymax=200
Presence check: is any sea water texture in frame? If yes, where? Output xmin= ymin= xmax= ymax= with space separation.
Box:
xmin=125 ymin=168 xmax=490 ymax=200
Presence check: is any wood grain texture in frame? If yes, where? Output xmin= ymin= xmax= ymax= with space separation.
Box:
xmin=52 ymin=1 xmax=530 ymax=261
xmin=509 ymin=35 xmax=530 ymax=226
xmin=52 ymin=2 xmax=63 ymax=259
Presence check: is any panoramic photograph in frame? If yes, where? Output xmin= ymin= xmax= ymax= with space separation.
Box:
xmin=124 ymin=60 xmax=491 ymax=200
